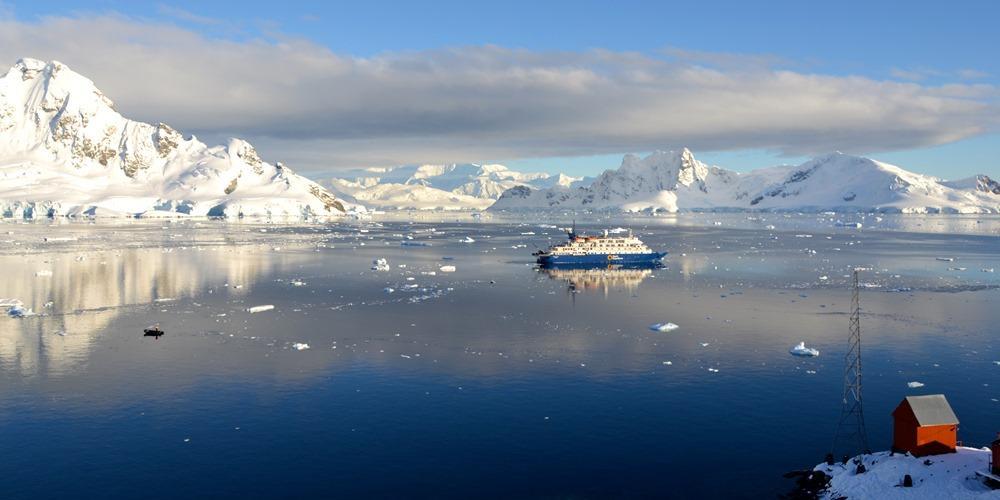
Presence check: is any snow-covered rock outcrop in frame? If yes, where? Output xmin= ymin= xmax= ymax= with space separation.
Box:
xmin=327 ymin=163 xmax=587 ymax=210
xmin=0 ymin=58 xmax=357 ymax=218
xmin=813 ymin=447 xmax=995 ymax=499
xmin=491 ymin=149 xmax=1000 ymax=214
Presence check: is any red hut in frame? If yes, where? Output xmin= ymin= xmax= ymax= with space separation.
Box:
xmin=892 ymin=394 xmax=959 ymax=457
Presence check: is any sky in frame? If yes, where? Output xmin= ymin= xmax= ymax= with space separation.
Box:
xmin=1 ymin=0 xmax=998 ymax=178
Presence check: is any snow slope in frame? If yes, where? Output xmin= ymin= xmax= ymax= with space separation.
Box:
xmin=327 ymin=163 xmax=587 ymax=210
xmin=490 ymin=149 xmax=1000 ymax=213
xmin=0 ymin=58 xmax=357 ymax=218
xmin=814 ymin=447 xmax=996 ymax=499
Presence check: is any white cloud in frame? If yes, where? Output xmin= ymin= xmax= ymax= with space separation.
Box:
xmin=0 ymin=14 xmax=996 ymax=171
xmin=155 ymin=4 xmax=220 ymax=25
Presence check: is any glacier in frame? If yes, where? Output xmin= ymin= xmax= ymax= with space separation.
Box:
xmin=326 ymin=163 xmax=587 ymax=211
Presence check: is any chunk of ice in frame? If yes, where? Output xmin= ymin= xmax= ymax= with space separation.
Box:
xmin=292 ymin=343 xmax=310 ymax=351
xmin=649 ymin=322 xmax=679 ymax=332
xmin=789 ymin=342 xmax=820 ymax=357
xmin=246 ymin=305 xmax=275 ymax=313
xmin=907 ymin=381 xmax=925 ymax=388
xmin=439 ymin=265 xmax=456 ymax=273
xmin=372 ymin=258 xmax=390 ymax=271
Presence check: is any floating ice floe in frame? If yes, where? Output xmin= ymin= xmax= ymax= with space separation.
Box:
xmin=907 ymin=381 xmax=925 ymax=388
xmin=789 ymin=342 xmax=820 ymax=357
xmin=292 ymin=343 xmax=310 ymax=351
xmin=439 ymin=265 xmax=456 ymax=273
xmin=935 ymin=257 xmax=954 ymax=262
xmin=460 ymin=237 xmax=475 ymax=243
xmin=246 ymin=305 xmax=275 ymax=313
xmin=649 ymin=322 xmax=679 ymax=332
xmin=372 ymin=258 xmax=390 ymax=271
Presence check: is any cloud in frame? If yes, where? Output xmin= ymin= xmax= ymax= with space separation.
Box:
xmin=957 ymin=68 xmax=989 ymax=80
xmin=0 ymin=14 xmax=997 ymax=171
xmin=889 ymin=67 xmax=938 ymax=81
xmin=155 ymin=4 xmax=219 ymax=25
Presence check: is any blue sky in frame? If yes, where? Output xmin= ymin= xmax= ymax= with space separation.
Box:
xmin=3 ymin=0 xmax=998 ymax=177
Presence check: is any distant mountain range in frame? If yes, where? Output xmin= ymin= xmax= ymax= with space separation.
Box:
xmin=0 ymin=58 xmax=356 ymax=218
xmin=490 ymin=149 xmax=1000 ymax=213
xmin=1 ymin=58 xmax=996 ymax=217
xmin=326 ymin=164 xmax=588 ymax=210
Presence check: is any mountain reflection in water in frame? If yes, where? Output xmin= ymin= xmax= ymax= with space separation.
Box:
xmin=0 ymin=245 xmax=293 ymax=377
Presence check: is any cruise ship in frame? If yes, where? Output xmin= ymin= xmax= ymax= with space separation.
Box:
xmin=533 ymin=226 xmax=666 ymax=266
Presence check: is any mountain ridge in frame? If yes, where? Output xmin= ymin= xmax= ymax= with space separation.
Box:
xmin=0 ymin=58 xmax=356 ymax=218
xmin=490 ymin=148 xmax=1000 ymax=213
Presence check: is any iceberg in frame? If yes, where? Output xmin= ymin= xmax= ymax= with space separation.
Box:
xmin=789 ymin=342 xmax=820 ymax=357
xmin=649 ymin=322 xmax=679 ymax=332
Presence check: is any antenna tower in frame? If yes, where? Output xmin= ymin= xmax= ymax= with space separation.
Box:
xmin=832 ymin=268 xmax=869 ymax=458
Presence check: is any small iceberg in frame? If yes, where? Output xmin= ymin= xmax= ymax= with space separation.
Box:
xmin=292 ymin=343 xmax=310 ymax=351
xmin=907 ymin=381 xmax=925 ymax=388
xmin=246 ymin=305 xmax=275 ymax=313
xmin=372 ymin=258 xmax=390 ymax=271
xmin=649 ymin=322 xmax=679 ymax=332
xmin=789 ymin=342 xmax=819 ymax=357
xmin=439 ymin=265 xmax=456 ymax=273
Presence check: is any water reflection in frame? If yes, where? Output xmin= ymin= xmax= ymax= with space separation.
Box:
xmin=540 ymin=264 xmax=656 ymax=296
xmin=0 ymin=246 xmax=284 ymax=377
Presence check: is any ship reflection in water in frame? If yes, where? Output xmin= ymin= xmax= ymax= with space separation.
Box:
xmin=539 ymin=263 xmax=660 ymax=297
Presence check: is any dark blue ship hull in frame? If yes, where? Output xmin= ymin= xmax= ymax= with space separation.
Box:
xmin=537 ymin=252 xmax=666 ymax=267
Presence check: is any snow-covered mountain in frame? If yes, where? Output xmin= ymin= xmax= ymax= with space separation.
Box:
xmin=326 ymin=163 xmax=587 ymax=210
xmin=0 ymin=58 xmax=357 ymax=218
xmin=491 ymin=148 xmax=1000 ymax=213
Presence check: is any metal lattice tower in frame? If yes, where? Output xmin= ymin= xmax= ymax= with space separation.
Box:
xmin=833 ymin=268 xmax=870 ymax=458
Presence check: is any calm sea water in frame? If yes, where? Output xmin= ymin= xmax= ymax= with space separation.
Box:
xmin=1 ymin=214 xmax=998 ymax=498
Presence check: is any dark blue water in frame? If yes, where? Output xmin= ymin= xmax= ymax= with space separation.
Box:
xmin=1 ymin=216 xmax=997 ymax=498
